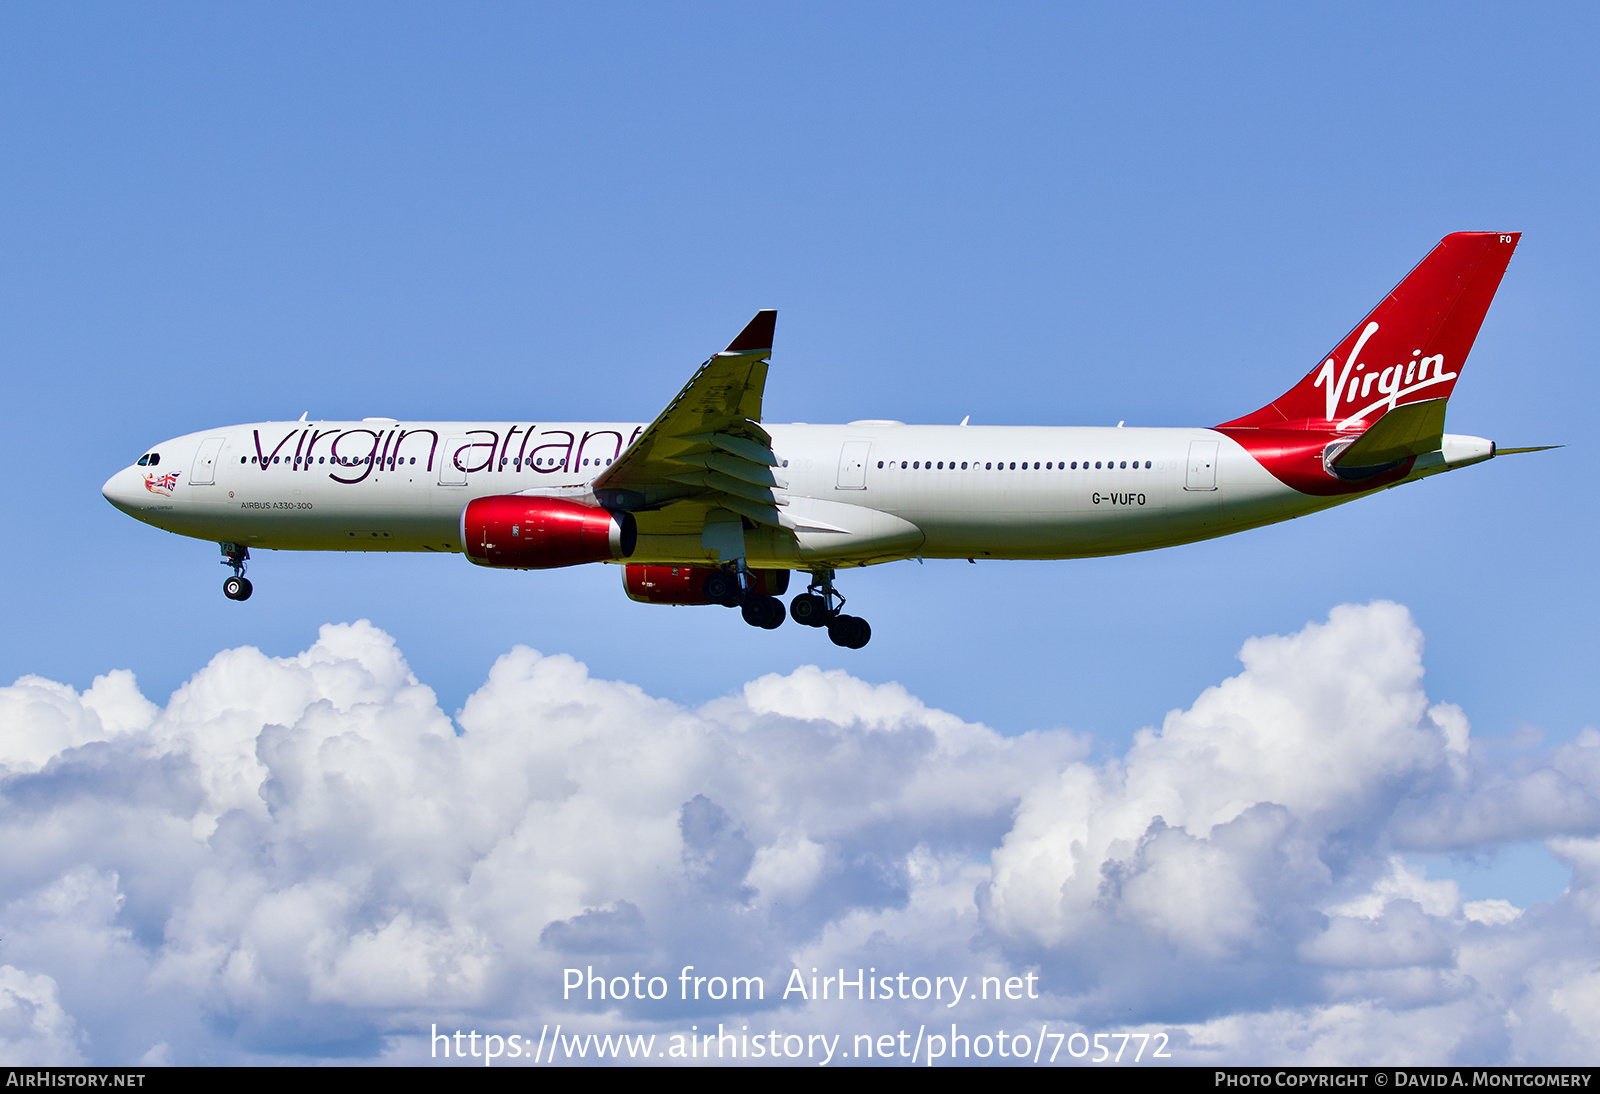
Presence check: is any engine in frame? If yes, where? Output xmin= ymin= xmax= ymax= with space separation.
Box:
xmin=462 ymin=496 xmax=636 ymax=569
xmin=623 ymin=565 xmax=790 ymax=605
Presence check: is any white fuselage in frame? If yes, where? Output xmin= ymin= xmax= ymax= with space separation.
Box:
xmin=101 ymin=418 xmax=1486 ymax=570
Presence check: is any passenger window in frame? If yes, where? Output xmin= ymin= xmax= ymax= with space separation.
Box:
xmin=961 ymin=461 xmax=967 ymax=469
xmin=877 ymin=461 xmax=883 ymax=468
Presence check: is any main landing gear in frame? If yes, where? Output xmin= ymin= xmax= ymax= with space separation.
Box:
xmin=220 ymin=543 xmax=252 ymax=601
xmin=701 ymin=567 xmax=871 ymax=648
xmin=792 ymin=570 xmax=871 ymax=649
xmin=702 ymin=569 xmax=786 ymax=630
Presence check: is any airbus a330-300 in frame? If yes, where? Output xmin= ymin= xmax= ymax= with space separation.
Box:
xmin=103 ymin=232 xmax=1548 ymax=649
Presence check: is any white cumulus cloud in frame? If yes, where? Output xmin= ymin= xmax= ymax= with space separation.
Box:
xmin=1 ymin=603 xmax=1598 ymax=1065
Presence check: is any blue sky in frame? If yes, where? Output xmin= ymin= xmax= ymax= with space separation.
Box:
xmin=4 ymin=2 xmax=1592 ymax=742
xmin=2 ymin=2 xmax=1598 ymax=1065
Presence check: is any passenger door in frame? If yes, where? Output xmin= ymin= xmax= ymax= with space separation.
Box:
xmin=1185 ymin=440 xmax=1219 ymax=491
xmin=836 ymin=441 xmax=871 ymax=490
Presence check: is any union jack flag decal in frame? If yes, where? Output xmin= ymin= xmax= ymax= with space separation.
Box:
xmin=144 ymin=471 xmax=180 ymax=496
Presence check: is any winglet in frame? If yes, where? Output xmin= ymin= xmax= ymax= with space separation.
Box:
xmin=724 ymin=310 xmax=777 ymax=354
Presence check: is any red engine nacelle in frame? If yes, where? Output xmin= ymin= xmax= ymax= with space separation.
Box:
xmin=623 ymin=564 xmax=790 ymax=605
xmin=462 ymin=496 xmax=636 ymax=569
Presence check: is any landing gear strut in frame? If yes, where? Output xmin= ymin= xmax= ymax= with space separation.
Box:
xmin=220 ymin=542 xmax=252 ymax=601
xmin=701 ymin=565 xmax=869 ymax=646
xmin=791 ymin=570 xmax=870 ymax=649
xmin=701 ymin=565 xmax=787 ymax=629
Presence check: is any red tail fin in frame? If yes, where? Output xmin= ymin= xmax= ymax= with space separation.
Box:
xmin=1221 ymin=233 xmax=1520 ymax=431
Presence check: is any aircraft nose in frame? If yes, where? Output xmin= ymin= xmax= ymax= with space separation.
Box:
xmin=102 ymin=468 xmax=140 ymax=513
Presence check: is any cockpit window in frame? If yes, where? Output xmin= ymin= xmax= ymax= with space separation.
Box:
xmin=149 ymin=453 xmax=159 ymax=466
xmin=136 ymin=455 xmax=149 ymax=466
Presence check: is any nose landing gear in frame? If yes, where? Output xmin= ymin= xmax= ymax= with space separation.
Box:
xmin=220 ymin=543 xmax=252 ymax=601
xmin=791 ymin=570 xmax=870 ymax=649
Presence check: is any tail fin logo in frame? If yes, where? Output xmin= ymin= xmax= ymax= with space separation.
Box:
xmin=1219 ymin=233 xmax=1516 ymax=434
xmin=1311 ymin=321 xmax=1457 ymax=428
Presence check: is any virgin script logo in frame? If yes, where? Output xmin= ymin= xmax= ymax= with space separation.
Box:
xmin=1312 ymin=322 xmax=1458 ymax=427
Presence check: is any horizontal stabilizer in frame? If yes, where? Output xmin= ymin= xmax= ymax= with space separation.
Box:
xmin=1494 ymin=445 xmax=1563 ymax=456
xmin=1332 ymin=398 xmax=1447 ymax=467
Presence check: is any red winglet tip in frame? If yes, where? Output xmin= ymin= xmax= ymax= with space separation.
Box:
xmin=724 ymin=310 xmax=777 ymax=354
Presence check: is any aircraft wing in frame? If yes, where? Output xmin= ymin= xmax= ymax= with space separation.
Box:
xmin=593 ymin=310 xmax=786 ymax=527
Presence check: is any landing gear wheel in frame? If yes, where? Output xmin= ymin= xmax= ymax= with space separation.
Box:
xmin=742 ymin=595 xmax=786 ymax=629
xmin=761 ymin=598 xmax=786 ymax=630
xmin=790 ymin=593 xmax=829 ymax=627
xmin=702 ymin=572 xmax=740 ymax=607
xmin=219 ymin=542 xmax=251 ymax=600
xmin=827 ymin=614 xmax=870 ymax=649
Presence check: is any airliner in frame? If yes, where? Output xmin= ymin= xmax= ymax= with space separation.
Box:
xmin=103 ymin=232 xmax=1545 ymax=649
